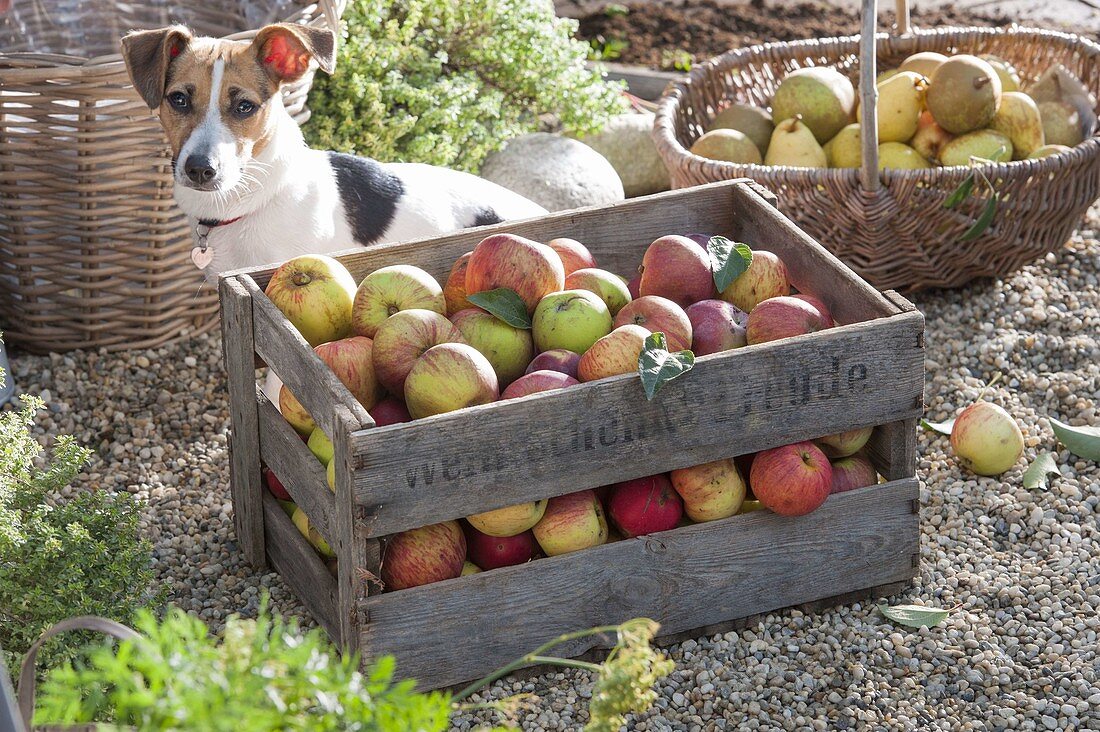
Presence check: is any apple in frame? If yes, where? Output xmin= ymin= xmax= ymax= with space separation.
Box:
xmin=465 ymin=526 xmax=540 ymax=569
xmin=461 ymin=560 xmax=483 ymax=576
xmin=501 ymin=370 xmax=580 ymax=399
xmin=467 ymin=499 xmax=548 ymax=537
xmin=403 ymin=343 xmax=499 ymax=419
xmin=372 ymin=308 xmax=466 ymax=394
xmin=749 ymin=442 xmax=833 ymax=516
xmin=627 ymin=274 xmax=641 ymax=299
xmin=685 ymin=299 xmax=748 ymax=355
xmin=279 ymin=384 xmax=316 ymax=436
xmin=291 ymin=505 xmax=335 ymax=558
xmin=532 ymin=290 xmax=613 ymax=355
xmin=564 ymin=268 xmax=633 ymax=316
xmin=525 ymin=348 xmax=581 ymax=379
xmin=815 ymin=426 xmax=874 ymax=458
xmin=279 ymin=337 xmax=382 ymax=428
xmin=746 ymin=296 xmax=829 ymax=345
xmin=608 ymin=474 xmax=683 ymax=537
xmin=264 ymin=254 xmax=357 ymax=346
xmin=465 ymin=233 xmax=565 ymax=314
xmin=685 ymin=233 xmax=712 ymax=249
xmin=719 ymin=250 xmax=790 ymax=312
xmin=830 ymin=454 xmax=878 ymax=493
xmin=307 ymin=427 xmax=334 ymax=465
xmin=278 ymin=499 xmax=297 ymax=517
xmin=792 ymin=294 xmax=835 ymax=328
xmin=639 ymin=235 xmax=716 ymax=307
xmin=444 ymin=252 xmax=475 ymax=315
xmin=532 ymin=489 xmax=609 ymax=556
xmin=368 ymin=396 xmax=412 ymax=426
xmin=381 ymin=520 xmax=466 ymax=591
xmin=326 ymin=459 xmax=336 ymax=492
xmin=263 ymin=467 xmax=292 ymax=501
xmin=949 ymin=401 xmax=1024 ymax=476
xmin=739 ymin=499 xmax=766 ymax=514
xmin=578 ymin=324 xmax=651 ymax=382
xmin=613 ymin=295 xmax=692 ymax=352
xmin=670 ymin=459 xmax=747 ymax=522
xmin=450 ymin=307 xmax=534 ymax=386
xmin=351 ymin=264 xmax=445 ymax=338
xmin=547 ymin=237 xmax=598 ymax=275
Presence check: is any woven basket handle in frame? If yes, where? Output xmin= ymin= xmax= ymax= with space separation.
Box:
xmin=859 ymin=0 xmax=913 ymax=190
xmin=16 ymin=616 xmax=140 ymax=728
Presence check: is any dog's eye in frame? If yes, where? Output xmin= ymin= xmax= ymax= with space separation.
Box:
xmin=234 ymin=100 xmax=257 ymax=117
xmin=167 ymin=91 xmax=190 ymax=111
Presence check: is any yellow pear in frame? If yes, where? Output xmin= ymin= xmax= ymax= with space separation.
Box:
xmin=860 ymin=71 xmax=926 ymax=142
xmin=690 ymin=128 xmax=763 ymax=164
xmin=910 ymin=110 xmax=955 ymax=163
xmin=1029 ymin=64 xmax=1097 ymax=143
xmin=899 ymin=51 xmax=947 ymax=78
xmin=989 ymin=91 xmax=1044 ymax=159
xmin=825 ymin=123 xmax=862 ymax=168
xmin=1038 ymin=100 xmax=1087 ymax=147
xmin=877 ymin=142 xmax=931 ymax=170
xmin=707 ymin=103 xmax=775 ymax=156
xmin=926 ymin=55 xmax=1002 ymax=134
xmin=939 ymin=129 xmax=1013 ymax=167
xmin=1027 ymin=144 xmax=1072 ymax=159
xmin=877 ymin=69 xmax=901 ymax=84
xmin=979 ymin=55 xmax=1021 ymax=93
xmin=765 ymin=117 xmax=828 ymax=168
xmin=771 ymin=67 xmax=856 ymax=143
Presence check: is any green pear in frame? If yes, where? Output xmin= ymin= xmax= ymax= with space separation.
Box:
xmin=979 ymin=55 xmax=1021 ymax=93
xmin=899 ymin=51 xmax=947 ymax=79
xmin=1038 ymin=100 xmax=1087 ymax=147
xmin=1027 ymin=144 xmax=1072 ymax=159
xmin=939 ymin=129 xmax=1013 ymax=167
xmin=926 ymin=55 xmax=1002 ymax=134
xmin=765 ymin=117 xmax=828 ymax=167
xmin=825 ymin=123 xmax=862 ymax=168
xmin=771 ymin=67 xmax=856 ymax=143
xmin=877 ymin=142 xmax=931 ymax=170
xmin=690 ymin=128 xmax=763 ymax=164
xmin=989 ymin=91 xmax=1044 ymax=159
xmin=910 ymin=110 xmax=955 ymax=163
xmin=877 ymin=69 xmax=901 ymax=84
xmin=707 ymin=103 xmax=775 ymax=156
xmin=860 ymin=71 xmax=926 ymax=142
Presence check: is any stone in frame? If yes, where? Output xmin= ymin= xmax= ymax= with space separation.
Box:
xmin=575 ymin=113 xmax=670 ymax=197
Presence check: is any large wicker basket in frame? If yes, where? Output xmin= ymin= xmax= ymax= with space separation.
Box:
xmin=0 ymin=0 xmax=343 ymax=353
xmin=653 ymin=0 xmax=1100 ymax=292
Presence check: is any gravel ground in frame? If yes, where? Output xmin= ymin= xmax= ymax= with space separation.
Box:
xmin=9 ymin=212 xmax=1100 ymax=730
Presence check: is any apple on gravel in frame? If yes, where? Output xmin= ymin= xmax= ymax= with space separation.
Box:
xmin=382 ymin=520 xmax=466 ymax=591
xmin=532 ymin=289 xmax=613 ymax=355
xmin=608 ymin=474 xmax=683 ymax=537
xmin=450 ymin=307 xmax=534 ymax=387
xmin=465 ymin=233 xmax=565 ymax=314
xmin=750 ymin=442 xmax=833 ymax=516
xmin=264 ymin=254 xmax=357 ymax=347
xmin=949 ymin=401 xmax=1024 ymax=476
xmin=501 ymin=370 xmax=580 ymax=399
xmin=525 ymin=348 xmax=582 ymax=379
xmin=532 ymin=489 xmax=609 ymax=556
xmin=352 ymin=264 xmax=445 ymax=338
xmin=613 ymin=295 xmax=692 ymax=352
xmin=564 ymin=268 xmax=633 ymax=316
xmin=638 ymin=235 xmax=717 ymax=307
xmin=467 ymin=499 xmax=548 ymax=537
xmin=372 ymin=308 xmax=466 ymax=394
xmin=577 ymin=324 xmax=651 ymax=382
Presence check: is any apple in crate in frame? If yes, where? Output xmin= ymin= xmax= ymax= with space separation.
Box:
xmin=746 ymin=296 xmax=830 ymax=345
xmin=639 ymin=235 xmax=716 ymax=307
xmin=608 ymin=474 xmax=683 ymax=537
xmin=465 ymin=526 xmax=540 ymax=570
xmin=450 ymin=307 xmax=534 ymax=386
xmin=614 ymin=296 xmax=692 ymax=351
xmin=578 ymin=324 xmax=651 ymax=382
xmin=264 ymin=254 xmax=357 ymax=347
xmin=461 ymin=560 xmax=483 ymax=576
xmin=547 ymin=237 xmax=597 ymax=275
xmin=369 ymin=397 xmax=412 ymax=426
xmin=719 ymin=250 xmax=790 ymax=313
xmin=404 ymin=343 xmax=499 ymax=419
xmin=444 ymin=252 xmax=474 ymax=315
xmin=564 ymin=268 xmax=633 ymax=316
xmin=792 ymin=294 xmax=834 ymax=328
xmin=263 ymin=467 xmax=291 ymax=501
xmin=685 ymin=300 xmax=748 ymax=355
xmin=526 ymin=348 xmax=581 ymax=378
xmin=326 ymin=459 xmax=336 ymax=492
xmin=279 ymin=336 xmax=383 ymax=431
xmin=670 ymin=459 xmax=747 ymax=522
xmin=372 ymin=309 xmax=466 ymax=394
xmin=382 ymin=520 xmax=466 ymax=591
xmin=532 ymin=489 xmax=609 ymax=556
xmin=532 ymin=290 xmax=613 ymax=355
xmin=307 ymin=428 xmax=334 ymax=465
xmin=352 ymin=265 xmax=445 ymax=338
xmin=502 ymin=370 xmax=580 ymax=399
xmin=291 ymin=505 xmax=335 ymax=559
xmin=830 ymin=454 xmax=878 ymax=493
xmin=465 ymin=233 xmax=565 ymax=314
xmin=949 ymin=401 xmax=1024 ymax=476
xmin=279 ymin=384 xmax=316 ymax=436
xmin=467 ymin=499 xmax=547 ymax=537
xmin=627 ymin=274 xmax=641 ymax=299
xmin=815 ymin=426 xmax=874 ymax=458
xmin=750 ymin=442 xmax=833 ymax=516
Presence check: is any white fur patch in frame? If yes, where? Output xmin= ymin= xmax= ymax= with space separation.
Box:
xmin=177 ymin=60 xmax=241 ymax=190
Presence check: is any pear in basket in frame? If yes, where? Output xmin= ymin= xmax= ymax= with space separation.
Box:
xmin=990 ymin=92 xmax=1045 ymax=160
xmin=926 ymin=55 xmax=1003 ymax=134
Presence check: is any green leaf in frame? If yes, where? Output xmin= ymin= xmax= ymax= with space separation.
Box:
xmin=637 ymin=332 xmax=695 ymax=401
xmin=466 ymin=288 xmax=531 ymax=329
xmin=1049 ymin=417 xmax=1100 ymax=461
xmin=878 ymin=604 xmax=950 ymax=629
xmin=1022 ymin=452 xmax=1062 ymax=490
xmin=707 ymin=237 xmax=753 ymax=293
xmin=943 ymin=173 xmax=975 ymax=209
xmin=921 ymin=418 xmax=955 ymax=435
xmin=959 ymin=193 xmax=998 ymax=241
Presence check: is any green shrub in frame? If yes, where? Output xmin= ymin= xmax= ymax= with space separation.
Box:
xmin=305 ymin=0 xmax=627 ymax=172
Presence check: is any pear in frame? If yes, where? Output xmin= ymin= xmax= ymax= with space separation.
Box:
xmin=707 ymin=103 xmax=775 ymax=156
xmin=1027 ymin=144 xmax=1072 ymax=159
xmin=979 ymin=55 xmax=1021 ymax=93
xmin=771 ymin=67 xmax=856 ymax=144
xmin=877 ymin=69 xmax=901 ymax=84
xmin=690 ymin=128 xmax=763 ymax=164
xmin=899 ymin=51 xmax=948 ymax=79
xmin=1029 ymin=64 xmax=1097 ymax=142
xmin=939 ymin=129 xmax=1013 ymax=167
xmin=877 ymin=142 xmax=931 ymax=170
xmin=1038 ymin=101 xmax=1085 ymax=147
xmin=825 ymin=123 xmax=862 ymax=168
xmin=765 ymin=117 xmax=828 ymax=167
xmin=859 ymin=71 xmax=926 ymax=143
xmin=989 ymin=91 xmax=1044 ymax=159
xmin=926 ymin=55 xmax=1002 ymax=134
xmin=910 ymin=110 xmax=955 ymax=163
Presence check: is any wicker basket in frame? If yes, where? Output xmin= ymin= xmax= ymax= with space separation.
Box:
xmin=653 ymin=0 xmax=1100 ymax=292
xmin=0 ymin=0 xmax=343 ymax=354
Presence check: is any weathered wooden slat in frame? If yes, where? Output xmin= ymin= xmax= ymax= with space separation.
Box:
xmin=594 ymin=61 xmax=685 ymax=101
xmin=262 ymin=493 xmax=341 ymax=641
xmin=256 ymin=386 xmax=337 ymax=545
xmin=361 ymin=478 xmax=920 ymax=690
xmin=219 ymin=275 xmax=265 ymax=568
xmin=349 ymin=310 xmax=924 ymax=537
xmin=866 ymin=417 xmax=920 ymax=481
xmin=332 ymin=405 xmax=375 ymax=654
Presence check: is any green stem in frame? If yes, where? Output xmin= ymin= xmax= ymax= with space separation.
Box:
xmin=527 ymin=655 xmax=603 ymax=673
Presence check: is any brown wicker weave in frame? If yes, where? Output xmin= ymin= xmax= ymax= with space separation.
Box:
xmin=653 ymin=0 xmax=1100 ymax=292
xmin=0 ymin=0 xmax=343 ymax=354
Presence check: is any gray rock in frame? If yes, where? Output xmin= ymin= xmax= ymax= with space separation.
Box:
xmin=576 ymin=113 xmax=671 ymax=197
xmin=480 ymin=132 xmax=624 ymax=212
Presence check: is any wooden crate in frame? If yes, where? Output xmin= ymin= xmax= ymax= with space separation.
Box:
xmin=219 ymin=180 xmax=925 ymax=690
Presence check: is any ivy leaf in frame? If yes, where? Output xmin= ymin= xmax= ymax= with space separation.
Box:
xmin=959 ymin=193 xmax=998 ymax=241
xmin=638 ymin=332 xmax=695 ymax=401
xmin=707 ymin=236 xmax=753 ymax=293
xmin=921 ymin=418 xmax=955 ymax=435
xmin=943 ymin=173 xmax=975 ymax=209
xmin=466 ymin=288 xmax=531 ymax=329
xmin=1022 ymin=452 xmax=1062 ymax=490
xmin=1049 ymin=417 xmax=1100 ymax=461
xmin=878 ymin=604 xmax=950 ymax=629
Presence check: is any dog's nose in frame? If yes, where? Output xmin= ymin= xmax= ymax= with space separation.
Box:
xmin=184 ymin=156 xmax=218 ymax=185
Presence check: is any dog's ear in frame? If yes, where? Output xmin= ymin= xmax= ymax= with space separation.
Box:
xmin=120 ymin=25 xmax=193 ymax=109
xmin=253 ymin=23 xmax=336 ymax=84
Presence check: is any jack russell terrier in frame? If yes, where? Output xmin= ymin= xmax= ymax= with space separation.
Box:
xmin=120 ymin=22 xmax=547 ymax=278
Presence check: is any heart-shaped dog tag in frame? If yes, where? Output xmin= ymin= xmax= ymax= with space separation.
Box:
xmin=191 ymin=247 xmax=214 ymax=270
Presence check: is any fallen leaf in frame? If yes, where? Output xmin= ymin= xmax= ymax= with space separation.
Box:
xmin=1022 ymin=452 xmax=1062 ymax=490
xmin=878 ymin=604 xmax=950 ymax=629
xmin=1049 ymin=417 xmax=1100 ymax=461
xmin=921 ymin=418 xmax=955 ymax=435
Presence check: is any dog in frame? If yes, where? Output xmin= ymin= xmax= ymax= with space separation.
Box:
xmin=120 ymin=23 xmax=546 ymax=278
